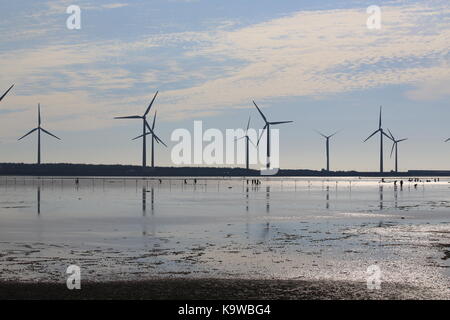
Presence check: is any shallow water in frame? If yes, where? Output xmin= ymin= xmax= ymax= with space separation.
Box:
xmin=0 ymin=176 xmax=449 ymax=297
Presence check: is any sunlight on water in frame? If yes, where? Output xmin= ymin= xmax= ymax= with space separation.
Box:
xmin=0 ymin=176 xmax=449 ymax=297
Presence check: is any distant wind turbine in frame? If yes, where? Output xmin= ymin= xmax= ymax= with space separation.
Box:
xmin=133 ymin=111 xmax=167 ymax=168
xmin=387 ymin=129 xmax=407 ymax=173
xmin=253 ymin=101 xmax=293 ymax=169
xmin=0 ymin=84 xmax=14 ymax=103
xmin=115 ymin=91 xmax=166 ymax=168
xmin=316 ymin=130 xmax=339 ymax=172
xmin=18 ymin=103 xmax=61 ymax=165
xmin=364 ymin=106 xmax=390 ymax=173
xmin=236 ymin=116 xmax=256 ymax=170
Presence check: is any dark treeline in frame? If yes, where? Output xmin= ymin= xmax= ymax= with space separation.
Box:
xmin=1 ymin=163 xmax=450 ymax=177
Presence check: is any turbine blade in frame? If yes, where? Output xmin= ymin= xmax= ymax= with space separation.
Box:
xmin=144 ymin=91 xmax=159 ymax=116
xmin=154 ymin=134 xmax=167 ymax=147
xmin=248 ymin=136 xmax=257 ymax=148
xmin=38 ymin=103 xmax=41 ymax=126
xmin=269 ymin=121 xmax=293 ymax=125
xmin=387 ymin=128 xmax=394 ymax=140
xmin=114 ymin=115 xmax=142 ymax=119
xmin=132 ymin=133 xmax=145 ymax=141
xmin=364 ymin=129 xmax=379 ymax=142
xmin=445 ymin=138 xmax=450 ymax=142
xmin=18 ymin=128 xmax=38 ymax=140
xmin=379 ymin=106 xmax=382 ymax=129
xmin=253 ymin=101 xmax=267 ymax=123
xmin=315 ymin=130 xmax=327 ymax=138
xmin=390 ymin=142 xmax=395 ymax=158
xmin=328 ymin=130 xmax=340 ymax=138
xmin=235 ymin=136 xmax=245 ymax=142
xmin=246 ymin=116 xmax=251 ymax=132
xmin=382 ymin=131 xmax=391 ymax=140
xmin=41 ymin=128 xmax=61 ymax=140
xmin=257 ymin=124 xmax=268 ymax=146
xmin=398 ymin=138 xmax=408 ymax=143
xmin=0 ymin=84 xmax=14 ymax=102
xmin=152 ymin=111 xmax=157 ymax=130
xmin=145 ymin=120 xmax=167 ymax=147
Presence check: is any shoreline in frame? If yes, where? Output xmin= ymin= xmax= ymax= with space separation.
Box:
xmin=2 ymin=163 xmax=450 ymax=177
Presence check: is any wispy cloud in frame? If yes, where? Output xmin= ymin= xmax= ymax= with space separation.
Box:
xmin=1 ymin=1 xmax=449 ymax=138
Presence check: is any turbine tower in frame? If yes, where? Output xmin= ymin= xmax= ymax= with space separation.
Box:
xmin=253 ymin=101 xmax=293 ymax=169
xmin=316 ymin=130 xmax=338 ymax=172
xmin=387 ymin=129 xmax=407 ymax=173
xmin=115 ymin=91 xmax=165 ymax=168
xmin=236 ymin=116 xmax=256 ymax=170
xmin=364 ymin=106 xmax=390 ymax=173
xmin=18 ymin=103 xmax=61 ymax=164
xmin=0 ymin=84 xmax=14 ymax=103
xmin=133 ymin=111 xmax=167 ymax=168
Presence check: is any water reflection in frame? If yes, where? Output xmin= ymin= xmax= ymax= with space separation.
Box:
xmin=142 ymin=186 xmax=154 ymax=216
xmin=325 ymin=186 xmax=330 ymax=210
xmin=37 ymin=185 xmax=41 ymax=215
xmin=394 ymin=185 xmax=398 ymax=209
xmin=245 ymin=186 xmax=249 ymax=212
xmin=142 ymin=185 xmax=155 ymax=237
xmin=379 ymin=185 xmax=384 ymax=210
xmin=142 ymin=187 xmax=146 ymax=215
xmin=263 ymin=185 xmax=271 ymax=240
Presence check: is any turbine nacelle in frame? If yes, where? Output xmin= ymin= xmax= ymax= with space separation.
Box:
xmin=235 ymin=116 xmax=257 ymax=147
xmin=132 ymin=115 xmax=167 ymax=147
xmin=18 ymin=104 xmax=60 ymax=141
xmin=364 ymin=106 xmax=388 ymax=173
xmin=17 ymin=103 xmax=61 ymax=165
xmin=316 ymin=130 xmax=339 ymax=140
xmin=252 ymin=101 xmax=293 ymax=146
xmin=387 ymin=129 xmax=407 ymax=158
xmin=114 ymin=91 xmax=166 ymax=167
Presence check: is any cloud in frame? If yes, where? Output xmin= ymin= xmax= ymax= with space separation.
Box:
xmin=100 ymin=3 xmax=129 ymax=9
xmin=157 ymin=3 xmax=450 ymax=114
xmin=1 ymin=1 xmax=450 ymax=136
xmin=405 ymin=70 xmax=450 ymax=101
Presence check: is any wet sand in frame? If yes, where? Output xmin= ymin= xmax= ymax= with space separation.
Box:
xmin=0 ymin=278 xmax=440 ymax=300
xmin=1 ymin=177 xmax=449 ymax=300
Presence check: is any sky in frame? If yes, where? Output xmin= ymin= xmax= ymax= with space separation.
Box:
xmin=0 ymin=0 xmax=449 ymax=171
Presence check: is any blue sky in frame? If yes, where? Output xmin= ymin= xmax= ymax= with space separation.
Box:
xmin=0 ymin=0 xmax=449 ymax=171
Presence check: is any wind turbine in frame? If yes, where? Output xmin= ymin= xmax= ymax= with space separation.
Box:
xmin=236 ymin=116 xmax=256 ymax=170
xmin=132 ymin=111 xmax=167 ymax=168
xmin=316 ymin=130 xmax=338 ymax=172
xmin=0 ymin=84 xmax=14 ymax=103
xmin=253 ymin=101 xmax=293 ymax=169
xmin=387 ymin=129 xmax=407 ymax=173
xmin=364 ymin=106 xmax=390 ymax=173
xmin=18 ymin=103 xmax=61 ymax=164
xmin=115 ymin=91 xmax=166 ymax=168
